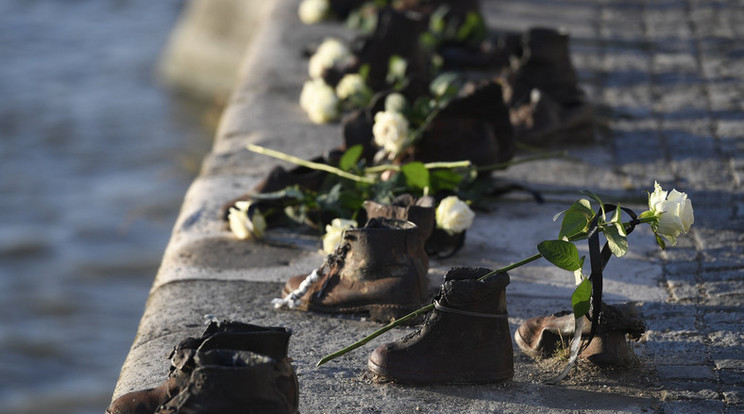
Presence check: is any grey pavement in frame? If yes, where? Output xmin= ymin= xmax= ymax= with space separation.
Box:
xmin=110 ymin=0 xmax=744 ymax=412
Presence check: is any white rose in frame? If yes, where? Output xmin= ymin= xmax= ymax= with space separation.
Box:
xmin=372 ymin=110 xmax=409 ymax=158
xmin=384 ymin=93 xmax=407 ymax=113
xmin=335 ymin=73 xmax=368 ymax=100
xmin=298 ymin=0 xmax=329 ymax=24
xmin=228 ymin=201 xmax=267 ymax=239
xmin=299 ymin=78 xmax=339 ymax=124
xmin=647 ymin=181 xmax=694 ymax=245
xmin=322 ymin=218 xmax=357 ymax=254
xmin=308 ymin=38 xmax=351 ymax=79
xmin=435 ymin=196 xmax=475 ymax=235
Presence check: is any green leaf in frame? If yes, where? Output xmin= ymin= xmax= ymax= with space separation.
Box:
xmin=558 ymin=199 xmax=595 ymax=241
xmin=610 ymin=206 xmax=628 ymax=237
xmin=429 ymin=169 xmax=463 ymax=192
xmin=400 ymin=162 xmax=430 ymax=190
xmin=655 ymin=233 xmax=666 ymax=249
xmin=339 ymin=145 xmax=363 ymax=171
xmin=581 ymin=190 xmax=605 ymax=220
xmin=537 ymin=240 xmax=582 ymax=271
xmin=571 ymin=279 xmax=592 ymax=318
xmin=358 ymin=64 xmax=370 ymax=81
xmin=604 ymin=224 xmax=629 ymax=257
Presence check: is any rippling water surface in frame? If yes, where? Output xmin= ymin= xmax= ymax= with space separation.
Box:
xmin=0 ymin=1 xmax=213 ymax=413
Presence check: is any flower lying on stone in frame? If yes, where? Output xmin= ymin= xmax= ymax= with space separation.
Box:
xmin=435 ymin=196 xmax=475 ymax=235
xmin=322 ymin=218 xmax=358 ymax=254
xmin=308 ymin=37 xmax=351 ymax=79
xmin=373 ymin=110 xmax=409 ymax=159
xmin=228 ymin=201 xmax=266 ymax=240
xmin=298 ymin=0 xmax=329 ymax=24
xmin=641 ymin=181 xmax=694 ymax=246
xmin=300 ymin=78 xmax=339 ymax=124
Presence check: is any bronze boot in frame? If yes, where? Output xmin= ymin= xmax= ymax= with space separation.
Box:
xmin=514 ymin=303 xmax=646 ymax=366
xmin=504 ymin=27 xmax=594 ymax=145
xmin=363 ymin=194 xmax=436 ymax=244
xmin=155 ymin=349 xmax=298 ymax=414
xmin=368 ymin=267 xmax=514 ymax=384
xmin=280 ymin=218 xmax=429 ymax=323
xmin=107 ymin=321 xmax=295 ymax=414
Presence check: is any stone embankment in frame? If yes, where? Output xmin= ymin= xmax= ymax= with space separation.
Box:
xmin=112 ymin=0 xmax=744 ymax=412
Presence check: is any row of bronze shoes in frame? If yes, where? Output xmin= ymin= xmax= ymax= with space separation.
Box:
xmin=108 ymin=197 xmax=645 ymax=413
xmin=109 ymin=2 xmax=641 ymax=412
xmin=108 ymin=275 xmax=645 ymax=413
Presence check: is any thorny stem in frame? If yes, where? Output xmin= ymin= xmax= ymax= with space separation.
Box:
xmin=246 ymin=144 xmax=375 ymax=184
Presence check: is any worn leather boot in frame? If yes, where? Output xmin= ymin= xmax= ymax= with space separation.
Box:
xmin=414 ymin=81 xmax=515 ymax=169
xmin=347 ymin=7 xmax=430 ymax=93
xmin=155 ymin=349 xmax=298 ymax=414
xmin=107 ymin=321 xmax=295 ymax=414
xmin=514 ymin=303 xmax=646 ymax=366
xmin=281 ymin=218 xmax=429 ymax=322
xmin=368 ymin=267 xmax=513 ymax=384
xmin=505 ymin=27 xmax=594 ymax=145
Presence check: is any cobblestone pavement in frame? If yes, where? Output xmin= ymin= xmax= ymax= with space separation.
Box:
xmin=111 ymin=0 xmax=744 ymax=412
xmin=493 ymin=0 xmax=744 ymax=411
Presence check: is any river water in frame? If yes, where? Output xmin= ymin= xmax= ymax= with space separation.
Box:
xmin=0 ymin=1 xmax=214 ymax=413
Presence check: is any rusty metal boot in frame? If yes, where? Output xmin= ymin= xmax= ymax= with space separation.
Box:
xmin=107 ymin=321 xmax=295 ymax=414
xmin=514 ymin=303 xmax=646 ymax=366
xmin=279 ymin=218 xmax=429 ymax=323
xmin=368 ymin=267 xmax=513 ymax=383
xmin=155 ymin=349 xmax=298 ymax=414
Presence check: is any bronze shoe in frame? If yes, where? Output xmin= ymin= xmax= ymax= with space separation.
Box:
xmin=368 ymin=267 xmax=513 ymax=384
xmin=107 ymin=321 xmax=295 ymax=414
xmin=155 ymin=349 xmax=298 ymax=414
xmin=281 ymin=218 xmax=429 ymax=323
xmin=514 ymin=303 xmax=646 ymax=366
xmin=414 ymin=81 xmax=515 ymax=169
xmin=504 ymin=27 xmax=594 ymax=146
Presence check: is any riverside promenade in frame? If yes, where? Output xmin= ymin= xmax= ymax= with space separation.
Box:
xmin=110 ymin=0 xmax=744 ymax=412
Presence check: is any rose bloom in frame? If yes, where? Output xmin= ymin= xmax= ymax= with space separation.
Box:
xmin=647 ymin=181 xmax=694 ymax=245
xmin=308 ymin=38 xmax=351 ymax=79
xmin=298 ymin=0 xmax=329 ymax=24
xmin=435 ymin=196 xmax=475 ymax=235
xmin=300 ymin=78 xmax=339 ymax=124
xmin=372 ymin=110 xmax=409 ymax=158
xmin=228 ymin=201 xmax=267 ymax=239
xmin=322 ymin=218 xmax=357 ymax=254
xmin=335 ymin=73 xmax=367 ymax=100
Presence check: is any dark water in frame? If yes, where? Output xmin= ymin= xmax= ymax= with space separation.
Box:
xmin=0 ymin=1 xmax=213 ymax=413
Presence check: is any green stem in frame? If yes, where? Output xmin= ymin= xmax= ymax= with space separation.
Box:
xmin=364 ymin=160 xmax=472 ymax=175
xmin=246 ymin=144 xmax=375 ymax=184
xmin=477 ymin=152 xmax=566 ymax=172
xmin=315 ymin=252 xmax=543 ymax=367
xmin=315 ymin=304 xmax=434 ymax=367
